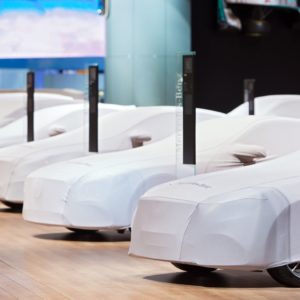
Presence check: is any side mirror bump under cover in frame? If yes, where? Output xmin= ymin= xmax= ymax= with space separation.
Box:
xmin=131 ymin=135 xmax=152 ymax=148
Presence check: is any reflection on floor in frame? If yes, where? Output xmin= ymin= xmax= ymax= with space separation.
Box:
xmin=0 ymin=203 xmax=298 ymax=299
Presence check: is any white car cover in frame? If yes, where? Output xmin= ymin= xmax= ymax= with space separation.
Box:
xmin=33 ymin=88 xmax=84 ymax=100
xmin=230 ymin=95 xmax=300 ymax=117
xmin=129 ymin=149 xmax=300 ymax=271
xmin=0 ymin=92 xmax=76 ymax=127
xmin=3 ymin=94 xmax=299 ymax=205
xmin=0 ymin=103 xmax=83 ymax=148
xmin=0 ymin=102 xmax=131 ymax=149
xmin=23 ymin=116 xmax=300 ymax=230
xmin=1 ymin=107 xmax=223 ymax=204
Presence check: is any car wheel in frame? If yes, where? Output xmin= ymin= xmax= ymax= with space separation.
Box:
xmin=267 ymin=262 xmax=300 ymax=287
xmin=172 ymin=262 xmax=216 ymax=275
xmin=1 ymin=201 xmax=23 ymax=211
xmin=66 ymin=227 xmax=98 ymax=234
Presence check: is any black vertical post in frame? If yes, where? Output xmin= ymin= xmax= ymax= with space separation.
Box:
xmin=27 ymin=71 xmax=35 ymax=142
xmin=244 ymin=79 xmax=255 ymax=115
xmin=89 ymin=65 xmax=99 ymax=153
xmin=183 ymin=55 xmax=196 ymax=165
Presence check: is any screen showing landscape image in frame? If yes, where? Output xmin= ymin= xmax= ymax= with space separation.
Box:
xmin=0 ymin=0 xmax=105 ymax=59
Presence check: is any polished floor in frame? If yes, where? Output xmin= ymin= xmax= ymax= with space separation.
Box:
xmin=0 ymin=204 xmax=299 ymax=299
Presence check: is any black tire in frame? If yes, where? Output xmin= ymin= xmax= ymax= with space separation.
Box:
xmin=1 ymin=201 xmax=23 ymax=211
xmin=172 ymin=262 xmax=216 ymax=275
xmin=267 ymin=263 xmax=300 ymax=287
xmin=66 ymin=227 xmax=98 ymax=234
xmin=117 ymin=228 xmax=132 ymax=234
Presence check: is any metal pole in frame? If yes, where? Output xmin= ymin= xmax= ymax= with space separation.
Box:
xmin=27 ymin=71 xmax=35 ymax=142
xmin=183 ymin=55 xmax=196 ymax=165
xmin=244 ymin=78 xmax=256 ymax=115
xmin=89 ymin=65 xmax=99 ymax=153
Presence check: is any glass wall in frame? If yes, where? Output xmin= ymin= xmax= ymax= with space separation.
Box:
xmin=105 ymin=0 xmax=191 ymax=106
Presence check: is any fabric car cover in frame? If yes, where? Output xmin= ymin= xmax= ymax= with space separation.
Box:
xmin=229 ymin=95 xmax=300 ymax=118
xmin=22 ymin=116 xmax=300 ymax=230
xmin=0 ymin=93 xmax=76 ymax=128
xmin=129 ymin=149 xmax=300 ymax=270
xmin=4 ymin=94 xmax=297 ymax=204
xmin=0 ymin=108 xmax=223 ymax=203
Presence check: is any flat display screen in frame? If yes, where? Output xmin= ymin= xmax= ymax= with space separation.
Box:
xmin=0 ymin=1 xmax=105 ymax=69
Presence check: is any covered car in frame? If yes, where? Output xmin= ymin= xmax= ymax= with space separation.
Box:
xmin=0 ymin=107 xmax=223 ymax=207
xmin=129 ymin=149 xmax=300 ymax=287
xmin=0 ymin=102 xmax=138 ymax=207
xmin=0 ymin=92 xmax=76 ymax=127
xmin=23 ymin=116 xmax=300 ymax=232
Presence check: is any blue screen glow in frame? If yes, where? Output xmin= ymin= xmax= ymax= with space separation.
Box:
xmin=0 ymin=1 xmax=104 ymax=13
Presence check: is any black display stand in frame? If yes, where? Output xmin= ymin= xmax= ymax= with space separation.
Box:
xmin=89 ymin=65 xmax=99 ymax=153
xmin=27 ymin=71 xmax=35 ymax=142
xmin=183 ymin=55 xmax=196 ymax=165
xmin=244 ymin=79 xmax=255 ymax=115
